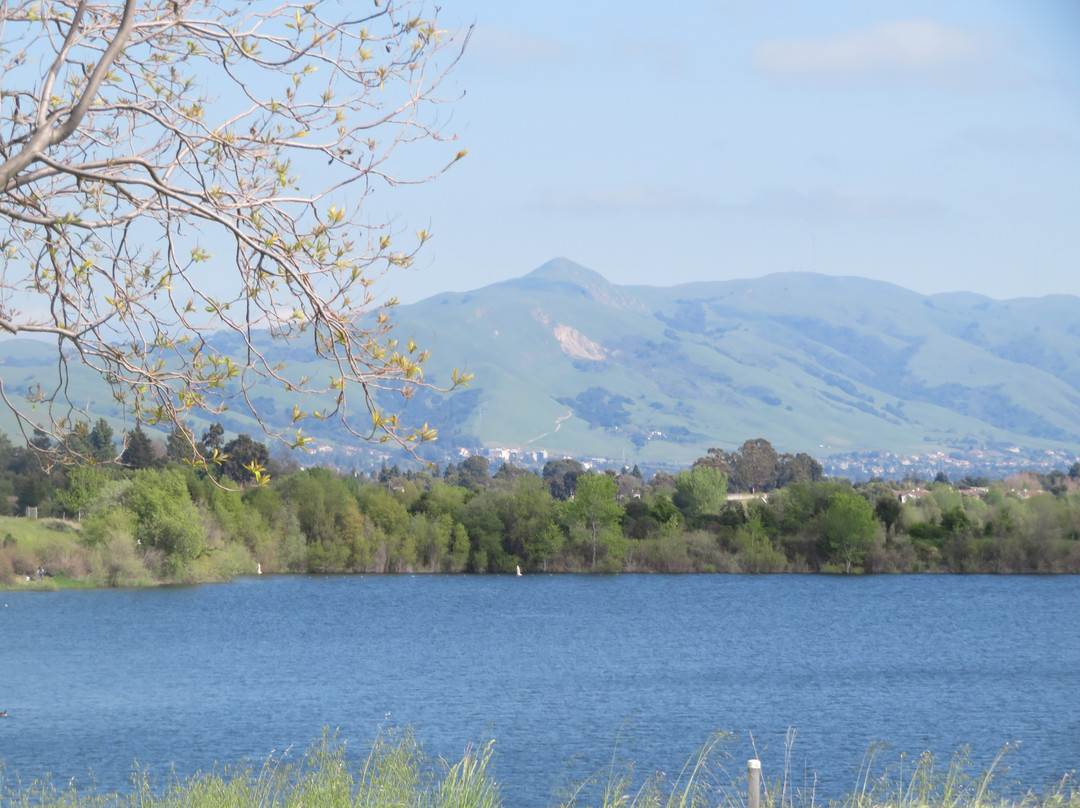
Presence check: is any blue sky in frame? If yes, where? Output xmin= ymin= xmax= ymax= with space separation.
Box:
xmin=376 ymin=0 xmax=1080 ymax=304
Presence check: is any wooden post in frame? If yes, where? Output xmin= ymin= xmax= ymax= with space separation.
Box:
xmin=748 ymin=759 xmax=761 ymax=808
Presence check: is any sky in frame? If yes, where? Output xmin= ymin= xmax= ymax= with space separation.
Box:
xmin=373 ymin=0 xmax=1080 ymax=304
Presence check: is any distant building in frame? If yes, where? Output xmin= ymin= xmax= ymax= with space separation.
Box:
xmin=897 ymin=488 xmax=931 ymax=503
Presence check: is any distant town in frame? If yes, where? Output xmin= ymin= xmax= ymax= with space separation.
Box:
xmin=298 ymin=439 xmax=1079 ymax=484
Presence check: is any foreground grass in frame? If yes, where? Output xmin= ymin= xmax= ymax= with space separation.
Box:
xmin=0 ymin=731 xmax=1075 ymax=808
xmin=0 ymin=730 xmax=500 ymax=808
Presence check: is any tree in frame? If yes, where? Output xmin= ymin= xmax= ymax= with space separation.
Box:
xmin=696 ymin=448 xmax=735 ymax=474
xmin=124 ymin=467 xmax=204 ymax=578
xmin=120 ymin=425 xmax=157 ymax=469
xmin=166 ymin=426 xmax=197 ymax=465
xmin=672 ymin=465 xmax=728 ymax=523
xmin=30 ymin=428 xmax=52 ymax=452
xmin=59 ymin=421 xmax=94 ymax=459
xmin=543 ymin=458 xmax=584 ymax=500
xmin=500 ymin=475 xmax=558 ymax=569
xmin=220 ymin=433 xmax=270 ymax=485
xmin=732 ymin=438 xmax=779 ymax=493
xmin=492 ymin=462 xmax=533 ymax=485
xmin=567 ymin=472 xmax=623 ymax=568
xmin=0 ymin=1 xmax=471 ymax=464
xmin=940 ymin=505 xmax=972 ymax=534
xmin=88 ymin=419 xmax=116 ymax=463
xmin=55 ymin=464 xmax=107 ymax=517
xmin=821 ymin=491 xmax=877 ymax=573
xmin=199 ymin=423 xmax=226 ymax=460
xmin=776 ymin=452 xmax=824 ymax=487
xmin=15 ymin=473 xmax=48 ymax=514
xmin=457 ymin=455 xmax=491 ymax=491
xmin=875 ymin=494 xmax=902 ymax=538
xmin=614 ymin=469 xmax=644 ymax=502
xmin=460 ymin=489 xmax=510 ymax=573
xmin=649 ymin=495 xmax=682 ymax=529
xmin=735 ymin=508 xmax=786 ymax=573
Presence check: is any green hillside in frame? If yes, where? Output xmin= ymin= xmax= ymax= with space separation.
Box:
xmin=394 ymin=259 xmax=1080 ymax=465
xmin=2 ymin=258 xmax=1079 ymax=471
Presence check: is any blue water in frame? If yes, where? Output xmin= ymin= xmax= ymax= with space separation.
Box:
xmin=1 ymin=575 xmax=1078 ymax=806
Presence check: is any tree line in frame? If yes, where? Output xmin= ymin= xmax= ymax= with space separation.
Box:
xmin=2 ymin=429 xmax=1079 ymax=586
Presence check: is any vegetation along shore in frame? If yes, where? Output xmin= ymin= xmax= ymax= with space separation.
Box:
xmin=0 ymin=730 xmax=1076 ymax=808
xmin=3 ymin=426 xmax=1080 ymax=588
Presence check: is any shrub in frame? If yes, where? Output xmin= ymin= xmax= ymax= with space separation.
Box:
xmin=864 ymin=535 xmax=917 ymax=573
xmin=40 ymin=548 xmax=91 ymax=580
xmin=89 ymin=534 xmax=156 ymax=588
xmin=124 ymin=469 xmax=205 ymax=579
xmin=80 ymin=506 xmax=134 ymax=548
xmin=7 ymin=545 xmax=39 ymax=578
xmin=44 ymin=519 xmax=77 ymax=533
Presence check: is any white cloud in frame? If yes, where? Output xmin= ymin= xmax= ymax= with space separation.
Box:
xmin=752 ymin=19 xmax=997 ymax=81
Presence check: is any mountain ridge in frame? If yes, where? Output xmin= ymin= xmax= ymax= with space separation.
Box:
xmin=389 ymin=261 xmax=1080 ymax=468
xmin=1 ymin=259 xmax=1078 ymax=475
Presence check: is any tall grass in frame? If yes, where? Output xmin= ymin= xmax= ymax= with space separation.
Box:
xmin=552 ymin=731 xmax=744 ymax=808
xmin=0 ymin=729 xmax=498 ymax=808
xmin=834 ymin=741 xmax=1076 ymax=808
xmin=0 ymin=730 xmax=1074 ymax=808
xmin=549 ymin=730 xmax=1077 ymax=808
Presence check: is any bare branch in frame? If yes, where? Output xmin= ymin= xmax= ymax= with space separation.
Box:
xmin=0 ymin=0 xmax=472 ymax=466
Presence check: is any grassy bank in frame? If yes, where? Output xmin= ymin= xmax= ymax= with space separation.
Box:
xmin=1 ymin=731 xmax=1075 ymax=808
xmin=0 ymin=515 xmax=96 ymax=590
xmin=0 ymin=514 xmax=240 ymax=590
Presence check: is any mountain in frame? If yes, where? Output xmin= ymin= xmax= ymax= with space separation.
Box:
xmin=389 ymin=258 xmax=1080 ymax=469
xmin=2 ymin=258 xmax=1079 ymax=474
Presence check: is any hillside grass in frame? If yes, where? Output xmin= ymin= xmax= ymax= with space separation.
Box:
xmin=0 ymin=506 xmax=256 ymax=590
xmin=0 ymin=731 xmax=1074 ymax=808
xmin=0 ymin=514 xmax=81 ymax=547
xmin=0 ymin=515 xmax=93 ymax=590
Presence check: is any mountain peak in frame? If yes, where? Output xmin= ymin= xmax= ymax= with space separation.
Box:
xmin=508 ymin=258 xmax=644 ymax=310
xmin=526 ymin=257 xmax=609 ymax=285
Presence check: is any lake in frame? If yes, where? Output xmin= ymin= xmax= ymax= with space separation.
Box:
xmin=1 ymin=575 xmax=1078 ymax=806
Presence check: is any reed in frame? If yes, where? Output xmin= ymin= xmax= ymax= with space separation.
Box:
xmin=832 ymin=742 xmax=1076 ymax=808
xmin=0 ymin=730 xmax=498 ymax=808
xmin=551 ymin=731 xmax=1077 ymax=808
xmin=0 ymin=731 xmax=1074 ymax=808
